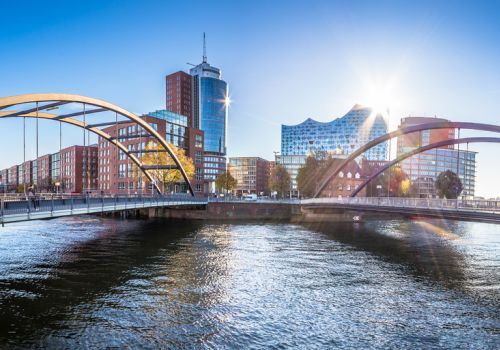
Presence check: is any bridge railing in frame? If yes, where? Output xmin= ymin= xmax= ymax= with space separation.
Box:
xmin=0 ymin=194 xmax=207 ymax=222
xmin=207 ymin=197 xmax=300 ymax=204
xmin=301 ymin=197 xmax=500 ymax=213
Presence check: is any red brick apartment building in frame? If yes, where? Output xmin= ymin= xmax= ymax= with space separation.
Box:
xmin=60 ymin=145 xmax=98 ymax=193
xmin=0 ymin=145 xmax=97 ymax=194
xmin=98 ymin=113 xmax=205 ymax=195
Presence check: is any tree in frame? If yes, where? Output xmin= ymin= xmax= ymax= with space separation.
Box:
xmin=141 ymin=141 xmax=195 ymax=193
xmin=269 ymin=165 xmax=291 ymax=198
xmin=367 ymin=166 xmax=411 ymax=197
xmin=296 ymin=155 xmax=321 ymax=197
xmin=215 ymin=170 xmax=237 ymax=194
xmin=383 ymin=166 xmax=411 ymax=197
xmin=435 ymin=170 xmax=463 ymax=199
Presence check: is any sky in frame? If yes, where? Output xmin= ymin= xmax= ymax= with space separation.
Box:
xmin=0 ymin=0 xmax=499 ymax=197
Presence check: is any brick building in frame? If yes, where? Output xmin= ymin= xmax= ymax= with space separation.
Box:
xmin=319 ymin=158 xmax=366 ymax=198
xmin=59 ymin=145 xmax=98 ymax=193
xmin=98 ymin=112 xmax=205 ymax=195
xmin=166 ymin=71 xmax=193 ymax=126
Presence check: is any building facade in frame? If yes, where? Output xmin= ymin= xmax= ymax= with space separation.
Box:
xmin=281 ymin=104 xmax=388 ymax=160
xmin=279 ymin=105 xmax=388 ymax=196
xmin=275 ymin=154 xmax=306 ymax=196
xmin=396 ymin=117 xmax=476 ymax=198
xmin=228 ymin=157 xmax=270 ymax=196
xmin=0 ymin=145 xmax=97 ymax=194
xmin=165 ymin=71 xmax=193 ymax=126
xmin=190 ymin=58 xmax=228 ymax=192
xmin=164 ymin=37 xmax=229 ymax=194
xmin=320 ymin=158 xmax=366 ymax=198
xmin=98 ymin=112 xmax=205 ymax=195
xmin=59 ymin=145 xmax=98 ymax=193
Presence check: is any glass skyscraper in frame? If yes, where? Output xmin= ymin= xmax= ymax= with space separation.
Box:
xmin=190 ymin=62 xmax=228 ymax=155
xmin=281 ymin=104 xmax=388 ymax=160
xmin=190 ymin=54 xmax=228 ymax=186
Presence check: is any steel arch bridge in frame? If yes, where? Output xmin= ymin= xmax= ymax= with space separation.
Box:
xmin=0 ymin=93 xmax=194 ymax=196
xmin=313 ymin=121 xmax=500 ymax=199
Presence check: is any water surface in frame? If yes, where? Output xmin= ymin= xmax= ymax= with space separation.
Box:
xmin=0 ymin=217 xmax=498 ymax=348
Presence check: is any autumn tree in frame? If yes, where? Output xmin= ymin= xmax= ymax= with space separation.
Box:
xmin=141 ymin=141 xmax=195 ymax=193
xmin=435 ymin=170 xmax=463 ymax=199
xmin=215 ymin=170 xmax=237 ymax=194
xmin=269 ymin=165 xmax=291 ymax=198
xmin=383 ymin=166 xmax=411 ymax=197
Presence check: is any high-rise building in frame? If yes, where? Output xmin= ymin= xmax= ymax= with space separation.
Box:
xmin=190 ymin=35 xmax=228 ymax=191
xmin=164 ymin=34 xmax=228 ymax=193
xmin=396 ymin=117 xmax=476 ymax=198
xmin=228 ymin=157 xmax=270 ymax=196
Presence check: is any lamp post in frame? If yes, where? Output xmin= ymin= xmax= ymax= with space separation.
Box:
xmin=55 ymin=181 xmax=60 ymax=195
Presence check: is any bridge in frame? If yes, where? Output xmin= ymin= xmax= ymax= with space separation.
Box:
xmin=301 ymin=197 xmax=500 ymax=223
xmin=0 ymin=194 xmax=206 ymax=225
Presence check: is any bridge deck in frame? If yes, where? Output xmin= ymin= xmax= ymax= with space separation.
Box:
xmin=0 ymin=196 xmax=207 ymax=224
xmin=301 ymin=197 xmax=500 ymax=223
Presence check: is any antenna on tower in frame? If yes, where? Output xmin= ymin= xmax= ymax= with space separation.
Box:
xmin=203 ymin=32 xmax=207 ymax=63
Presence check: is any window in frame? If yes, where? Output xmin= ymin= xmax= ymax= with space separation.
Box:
xmin=339 ymin=171 xmax=344 ymax=178
xmin=195 ymin=134 xmax=203 ymax=148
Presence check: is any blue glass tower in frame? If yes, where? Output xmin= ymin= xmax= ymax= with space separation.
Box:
xmin=190 ymin=35 xmax=228 ymax=186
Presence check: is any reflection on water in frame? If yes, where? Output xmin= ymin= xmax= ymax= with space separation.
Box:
xmin=0 ymin=217 xmax=498 ymax=348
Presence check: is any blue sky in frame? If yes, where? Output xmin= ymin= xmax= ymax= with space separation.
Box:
xmin=0 ymin=0 xmax=499 ymax=196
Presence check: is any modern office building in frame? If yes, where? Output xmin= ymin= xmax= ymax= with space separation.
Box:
xmin=281 ymin=104 xmax=388 ymax=160
xmin=190 ymin=39 xmax=228 ymax=191
xmin=228 ymin=157 xmax=270 ymax=196
xmin=275 ymin=154 xmax=306 ymax=196
xmin=396 ymin=117 xmax=476 ymax=198
xmin=164 ymin=35 xmax=229 ymax=193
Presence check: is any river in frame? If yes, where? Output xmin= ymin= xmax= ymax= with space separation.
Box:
xmin=0 ymin=217 xmax=498 ymax=349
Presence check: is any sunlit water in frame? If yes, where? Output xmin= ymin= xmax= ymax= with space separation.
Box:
xmin=0 ymin=217 xmax=498 ymax=348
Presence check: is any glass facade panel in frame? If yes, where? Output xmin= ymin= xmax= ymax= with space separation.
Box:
xmin=281 ymin=105 xmax=388 ymax=160
xmin=199 ymin=77 xmax=227 ymax=154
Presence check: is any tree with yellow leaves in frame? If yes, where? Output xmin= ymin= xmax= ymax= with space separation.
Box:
xmin=141 ymin=141 xmax=195 ymax=193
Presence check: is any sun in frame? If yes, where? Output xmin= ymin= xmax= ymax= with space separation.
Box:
xmin=362 ymin=88 xmax=394 ymax=119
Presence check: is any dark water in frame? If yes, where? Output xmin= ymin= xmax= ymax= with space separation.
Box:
xmin=0 ymin=217 xmax=498 ymax=349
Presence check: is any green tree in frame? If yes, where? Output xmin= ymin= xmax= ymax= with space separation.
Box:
xmin=269 ymin=165 xmax=291 ymax=198
xmin=296 ymin=155 xmax=321 ymax=197
xmin=435 ymin=170 xmax=463 ymax=199
xmin=215 ymin=170 xmax=238 ymax=194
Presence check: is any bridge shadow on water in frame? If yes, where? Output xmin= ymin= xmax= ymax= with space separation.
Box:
xmin=0 ymin=217 xmax=207 ymax=347
xmin=299 ymin=219 xmax=470 ymax=290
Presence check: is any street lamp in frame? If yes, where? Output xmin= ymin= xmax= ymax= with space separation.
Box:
xmin=55 ymin=181 xmax=61 ymax=194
